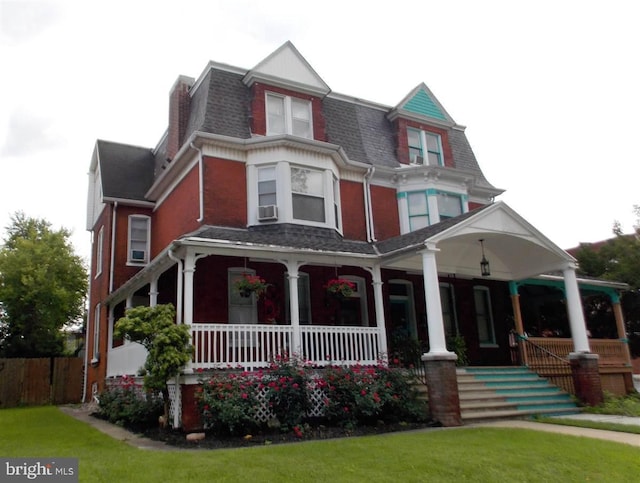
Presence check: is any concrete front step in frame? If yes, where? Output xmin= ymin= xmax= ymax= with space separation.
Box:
xmin=456 ymin=366 xmax=580 ymax=423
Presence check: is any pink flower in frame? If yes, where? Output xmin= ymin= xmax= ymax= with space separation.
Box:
xmin=241 ymin=393 xmax=248 ymax=399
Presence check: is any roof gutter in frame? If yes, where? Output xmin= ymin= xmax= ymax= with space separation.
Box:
xmin=109 ymin=201 xmax=118 ymax=294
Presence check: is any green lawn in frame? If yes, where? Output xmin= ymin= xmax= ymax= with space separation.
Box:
xmin=1 ymin=406 xmax=639 ymax=482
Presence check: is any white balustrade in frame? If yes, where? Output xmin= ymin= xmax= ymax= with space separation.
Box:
xmin=190 ymin=323 xmax=382 ymax=371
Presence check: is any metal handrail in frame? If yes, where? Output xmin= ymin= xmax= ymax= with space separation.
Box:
xmin=518 ymin=335 xmax=571 ymax=366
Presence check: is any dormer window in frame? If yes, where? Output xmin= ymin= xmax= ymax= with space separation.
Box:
xmin=266 ymin=93 xmax=312 ymax=138
xmin=408 ymin=128 xmax=443 ymax=166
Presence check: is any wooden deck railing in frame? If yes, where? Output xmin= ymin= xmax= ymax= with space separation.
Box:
xmin=520 ymin=337 xmax=632 ymax=395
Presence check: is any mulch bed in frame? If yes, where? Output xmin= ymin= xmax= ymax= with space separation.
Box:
xmin=140 ymin=420 xmax=441 ymax=450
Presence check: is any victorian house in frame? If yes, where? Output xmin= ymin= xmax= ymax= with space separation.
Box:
xmin=85 ymin=42 xmax=632 ymax=429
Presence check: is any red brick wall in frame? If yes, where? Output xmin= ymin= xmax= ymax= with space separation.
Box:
xmin=203 ymin=157 xmax=247 ymax=227
xmin=167 ymin=79 xmax=192 ymax=160
xmin=340 ymin=180 xmax=367 ymax=240
xmin=249 ymin=83 xmax=327 ymax=141
xmin=371 ymin=185 xmax=400 ymax=240
xmin=394 ymin=119 xmax=453 ymax=167
xmin=153 ymin=166 xmax=201 ymax=254
xmin=111 ymin=205 xmax=154 ymax=290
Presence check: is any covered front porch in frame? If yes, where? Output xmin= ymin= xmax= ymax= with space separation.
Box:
xmin=104 ymin=203 xmax=629 ymax=424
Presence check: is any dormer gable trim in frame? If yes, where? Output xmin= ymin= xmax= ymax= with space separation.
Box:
xmin=243 ymin=41 xmax=331 ymax=97
xmin=388 ymin=83 xmax=455 ymax=125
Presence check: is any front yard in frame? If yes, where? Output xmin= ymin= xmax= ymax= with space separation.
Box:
xmin=1 ymin=406 xmax=639 ymax=482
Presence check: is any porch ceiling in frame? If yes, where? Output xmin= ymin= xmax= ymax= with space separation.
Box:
xmin=381 ymin=202 xmax=575 ymax=281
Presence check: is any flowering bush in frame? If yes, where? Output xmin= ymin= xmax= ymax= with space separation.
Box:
xmin=196 ymin=372 xmax=260 ymax=435
xmin=196 ymin=359 xmax=427 ymax=436
xmin=96 ymin=375 xmax=163 ymax=428
xmin=318 ymin=364 xmax=427 ymax=428
xmin=233 ymin=274 xmax=269 ymax=297
xmin=262 ymin=355 xmax=311 ymax=431
xmin=324 ymin=278 xmax=356 ymax=298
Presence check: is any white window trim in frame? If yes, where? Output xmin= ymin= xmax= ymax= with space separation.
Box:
xmin=247 ymin=162 xmax=342 ymax=232
xmin=91 ymin=303 xmax=100 ymax=363
xmin=407 ymin=128 xmax=443 ymax=166
xmin=439 ymin=282 xmax=459 ymax=337
xmin=95 ymin=226 xmax=104 ymax=278
xmin=341 ymin=276 xmax=369 ymax=327
xmin=127 ymin=215 xmax=150 ymax=265
xmin=474 ymin=286 xmax=498 ymax=348
xmin=388 ymin=279 xmax=417 ymax=338
xmin=266 ymin=92 xmax=313 ymax=139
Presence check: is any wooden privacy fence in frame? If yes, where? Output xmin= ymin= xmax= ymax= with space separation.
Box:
xmin=0 ymin=357 xmax=83 ymax=408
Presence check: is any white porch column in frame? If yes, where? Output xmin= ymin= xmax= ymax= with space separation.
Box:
xmin=370 ymin=264 xmax=389 ymax=361
xmin=421 ymin=245 xmax=453 ymax=356
xmin=563 ymin=264 xmax=590 ymax=353
xmin=149 ymin=276 xmax=159 ymax=307
xmin=183 ymin=251 xmax=196 ymax=326
xmin=125 ymin=296 xmax=132 ymax=309
xmin=285 ymin=261 xmax=303 ymax=355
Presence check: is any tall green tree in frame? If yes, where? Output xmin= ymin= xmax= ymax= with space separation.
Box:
xmin=0 ymin=213 xmax=88 ymax=357
xmin=114 ymin=304 xmax=192 ymax=426
xmin=574 ymin=205 xmax=640 ymax=355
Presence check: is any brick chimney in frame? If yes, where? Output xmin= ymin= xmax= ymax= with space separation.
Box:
xmin=167 ymin=75 xmax=194 ymax=161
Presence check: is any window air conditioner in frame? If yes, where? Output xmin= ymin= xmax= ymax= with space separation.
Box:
xmin=415 ymin=155 xmax=425 ymax=165
xmin=258 ymin=205 xmax=278 ymax=221
xmin=131 ymin=250 xmax=147 ymax=261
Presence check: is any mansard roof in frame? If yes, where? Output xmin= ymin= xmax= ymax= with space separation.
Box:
xmin=96 ymin=42 xmax=500 ymax=202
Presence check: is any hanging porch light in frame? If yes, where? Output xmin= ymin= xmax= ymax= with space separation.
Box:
xmin=479 ymin=239 xmax=491 ymax=277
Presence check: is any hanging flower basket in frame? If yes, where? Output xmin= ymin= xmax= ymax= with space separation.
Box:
xmin=325 ymin=278 xmax=356 ymax=299
xmin=234 ymin=274 xmax=268 ymax=298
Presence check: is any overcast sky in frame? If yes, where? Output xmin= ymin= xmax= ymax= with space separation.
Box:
xmin=1 ymin=0 xmax=638 ymax=264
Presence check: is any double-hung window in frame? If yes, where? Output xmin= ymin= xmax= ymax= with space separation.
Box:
xmin=258 ymin=166 xmax=277 ymax=207
xmin=474 ymin=286 xmax=497 ymax=346
xmin=436 ymin=192 xmax=463 ymax=220
xmin=291 ymin=166 xmax=325 ymax=222
xmin=128 ymin=215 xmax=150 ymax=264
xmin=407 ymin=128 xmax=443 ymax=166
xmin=407 ymin=191 xmax=429 ymax=230
xmin=266 ymin=93 xmax=312 ymax=138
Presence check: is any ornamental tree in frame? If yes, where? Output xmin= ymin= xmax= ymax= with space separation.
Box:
xmin=0 ymin=212 xmax=87 ymax=357
xmin=114 ymin=303 xmax=192 ymax=426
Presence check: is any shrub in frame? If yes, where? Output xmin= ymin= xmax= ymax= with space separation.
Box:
xmin=262 ymin=355 xmax=311 ymax=431
xmin=196 ymin=360 xmax=428 ymax=435
xmin=318 ymin=364 xmax=427 ymax=428
xmin=196 ymin=372 xmax=260 ymax=436
xmin=96 ymin=375 xmax=163 ymax=428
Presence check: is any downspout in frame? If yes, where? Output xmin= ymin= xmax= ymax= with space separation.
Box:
xmin=109 ymin=202 xmax=118 ymax=294
xmin=168 ymin=247 xmax=184 ymax=325
xmin=363 ymin=166 xmax=376 ymax=242
xmin=190 ymin=142 xmax=204 ymax=222
xmin=82 ymin=233 xmax=94 ymax=403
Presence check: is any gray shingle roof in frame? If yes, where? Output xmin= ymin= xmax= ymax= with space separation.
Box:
xmin=187 ymin=206 xmax=492 ymax=257
xmin=97 ymin=140 xmax=155 ymax=201
xmin=191 ymin=224 xmax=377 ymax=255
xmin=323 ymin=98 xmax=398 ymax=167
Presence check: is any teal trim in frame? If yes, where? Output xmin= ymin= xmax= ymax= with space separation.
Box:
xmin=620 ymin=338 xmax=629 ymax=344
xmin=508 ymin=281 xmax=520 ymax=296
xmin=396 ymin=192 xmax=407 ymax=200
xmin=404 ymin=90 xmax=447 ymax=120
xmin=426 ymin=188 xmax=438 ymax=196
xmin=461 ymin=194 xmax=468 ymax=203
xmin=519 ymin=278 xmax=619 ymax=300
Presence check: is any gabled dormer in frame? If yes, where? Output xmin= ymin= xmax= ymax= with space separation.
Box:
xmin=388 ymin=84 xmax=456 ymax=167
xmin=243 ymin=41 xmax=330 ymax=141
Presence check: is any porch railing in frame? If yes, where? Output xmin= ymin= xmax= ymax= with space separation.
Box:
xmin=519 ymin=336 xmax=574 ymax=394
xmin=190 ymin=323 xmax=382 ymax=371
xmin=519 ymin=336 xmax=632 ymax=395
